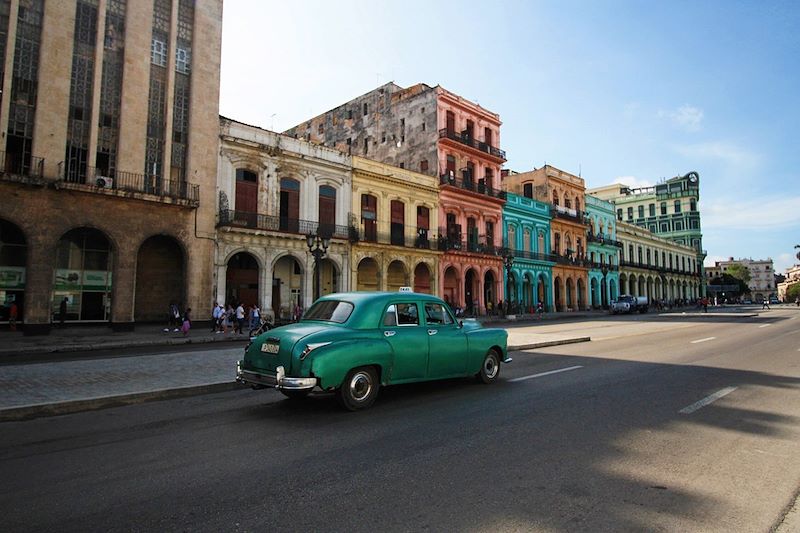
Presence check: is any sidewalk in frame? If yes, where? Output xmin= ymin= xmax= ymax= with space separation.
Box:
xmin=0 ymin=325 xmax=589 ymax=421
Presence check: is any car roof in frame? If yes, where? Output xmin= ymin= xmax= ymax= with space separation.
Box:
xmin=313 ymin=291 xmax=446 ymax=329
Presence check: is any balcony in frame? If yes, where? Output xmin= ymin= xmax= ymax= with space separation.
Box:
xmin=551 ymin=205 xmax=586 ymax=224
xmin=0 ymin=150 xmax=45 ymax=183
xmin=618 ymin=260 xmax=702 ymax=277
xmin=218 ymin=210 xmax=351 ymax=239
xmin=587 ymin=262 xmax=619 ymax=272
xmin=349 ymin=224 xmax=438 ymax=250
xmin=439 ymin=172 xmax=507 ymax=200
xmin=438 ymin=230 xmax=501 ymax=256
xmin=586 ymin=233 xmax=623 ymax=248
xmin=57 ymin=165 xmax=199 ymax=203
xmin=504 ymin=248 xmax=558 ymax=263
xmin=438 ymin=128 xmax=506 ymax=161
xmin=551 ymin=253 xmax=590 ymax=267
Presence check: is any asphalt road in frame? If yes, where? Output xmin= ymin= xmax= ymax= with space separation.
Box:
xmin=1 ymin=308 xmax=799 ymax=532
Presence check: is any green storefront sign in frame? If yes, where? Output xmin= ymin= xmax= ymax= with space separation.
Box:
xmin=0 ymin=267 xmax=26 ymax=290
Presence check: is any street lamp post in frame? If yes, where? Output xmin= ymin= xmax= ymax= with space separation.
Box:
xmin=306 ymin=232 xmax=330 ymax=302
xmin=503 ymin=248 xmax=514 ymax=314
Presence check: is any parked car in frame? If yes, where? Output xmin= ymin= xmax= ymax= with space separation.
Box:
xmin=769 ymin=296 xmax=780 ymax=304
xmin=610 ymin=295 xmax=649 ymax=314
xmin=742 ymin=299 xmax=753 ymax=305
xmin=236 ymin=291 xmax=510 ymax=410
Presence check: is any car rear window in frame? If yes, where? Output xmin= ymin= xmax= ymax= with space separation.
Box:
xmin=302 ymin=300 xmax=354 ymax=323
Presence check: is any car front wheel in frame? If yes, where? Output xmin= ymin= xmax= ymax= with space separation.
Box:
xmin=338 ymin=366 xmax=379 ymax=411
xmin=477 ymin=349 xmax=501 ymax=384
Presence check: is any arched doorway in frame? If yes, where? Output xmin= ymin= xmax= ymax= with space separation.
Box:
xmin=619 ymin=273 xmax=627 ymax=295
xmin=638 ymin=276 xmax=646 ymax=298
xmin=0 ymin=219 xmax=26 ymax=323
xmin=227 ymin=252 xmax=259 ymax=308
xmin=537 ymin=273 xmax=546 ymax=309
xmin=554 ymin=276 xmax=563 ymax=311
xmin=522 ymin=273 xmax=532 ymax=311
xmin=135 ymin=235 xmax=185 ymax=321
xmin=53 ymin=227 xmax=113 ymax=322
xmin=590 ymin=277 xmax=599 ymax=308
xmin=566 ymin=278 xmax=574 ymax=310
xmin=443 ymin=266 xmax=459 ymax=306
xmin=464 ymin=268 xmax=478 ymax=315
xmin=577 ymin=278 xmax=585 ymax=310
xmin=317 ymin=258 xmax=338 ymax=297
xmin=484 ymin=270 xmax=496 ymax=312
xmin=272 ymin=255 xmax=302 ymax=319
xmin=600 ymin=278 xmax=608 ymax=308
xmin=356 ymin=257 xmax=379 ymax=292
xmin=413 ymin=263 xmax=431 ymax=294
xmin=386 ymin=260 xmax=407 ymax=292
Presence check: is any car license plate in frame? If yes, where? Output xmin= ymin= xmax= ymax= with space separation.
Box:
xmin=261 ymin=342 xmax=279 ymax=354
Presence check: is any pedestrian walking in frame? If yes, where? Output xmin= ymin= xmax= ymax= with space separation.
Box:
xmin=762 ymin=299 xmax=770 ymax=310
xmin=9 ymin=301 xmax=18 ymax=331
xmin=250 ymin=303 xmax=261 ymax=332
xmin=211 ymin=302 xmax=222 ymax=332
xmin=536 ymin=301 xmax=544 ymax=319
xmin=167 ymin=302 xmax=181 ymax=332
xmin=59 ymin=297 xmax=68 ymax=326
xmin=702 ymin=297 xmax=708 ymax=313
xmin=181 ymin=307 xmax=192 ymax=336
xmin=224 ymin=304 xmax=234 ymax=334
xmin=235 ymin=302 xmax=245 ymax=334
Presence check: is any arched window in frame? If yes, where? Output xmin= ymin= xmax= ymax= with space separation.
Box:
xmin=523 ymin=229 xmax=531 ymax=253
xmin=54 ymin=228 xmax=113 ymax=322
xmin=318 ymin=185 xmax=336 ymax=237
xmin=537 ymin=230 xmax=545 ymax=253
xmin=507 ymin=225 xmax=516 ymax=249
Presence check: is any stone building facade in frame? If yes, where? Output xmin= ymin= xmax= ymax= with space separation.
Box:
xmin=712 ymin=257 xmax=775 ymax=302
xmin=585 ymin=194 xmax=621 ymax=308
xmin=503 ymin=165 xmax=590 ymax=311
xmin=501 ymin=192 xmax=554 ymax=312
xmin=350 ymin=157 xmax=440 ymax=295
xmin=588 ymin=172 xmax=706 ymax=291
xmin=617 ymin=221 xmax=702 ymax=303
xmin=0 ymin=0 xmax=222 ymax=333
xmin=216 ymin=118 xmax=352 ymax=320
xmin=777 ymin=264 xmax=800 ymax=303
xmin=284 ymin=82 xmax=507 ymax=315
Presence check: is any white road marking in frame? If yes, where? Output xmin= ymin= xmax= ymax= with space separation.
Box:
xmin=758 ymin=324 xmax=772 ymax=328
xmin=509 ymin=365 xmax=583 ymax=383
xmin=690 ymin=337 xmax=716 ymax=344
xmin=679 ymin=387 xmax=738 ymax=414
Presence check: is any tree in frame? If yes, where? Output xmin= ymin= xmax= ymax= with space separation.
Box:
xmin=787 ymin=283 xmax=800 ymax=302
xmin=726 ymin=264 xmax=751 ymax=285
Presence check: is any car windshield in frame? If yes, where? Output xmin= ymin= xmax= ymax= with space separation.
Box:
xmin=302 ymin=300 xmax=354 ymax=323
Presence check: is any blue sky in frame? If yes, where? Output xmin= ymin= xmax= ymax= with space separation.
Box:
xmin=220 ymin=0 xmax=800 ymax=274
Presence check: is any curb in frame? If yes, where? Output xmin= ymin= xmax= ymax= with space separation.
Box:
xmin=0 ymin=382 xmax=242 ymax=422
xmin=0 ymin=335 xmax=250 ymax=357
xmin=509 ymin=336 xmax=591 ymax=351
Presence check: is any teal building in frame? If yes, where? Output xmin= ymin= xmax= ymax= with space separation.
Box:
xmin=585 ymin=194 xmax=621 ymax=308
xmin=502 ymin=193 xmax=555 ymax=312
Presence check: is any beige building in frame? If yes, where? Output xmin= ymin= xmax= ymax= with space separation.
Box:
xmin=0 ymin=0 xmax=223 ymax=333
xmin=777 ymin=264 xmax=800 ymax=302
xmin=617 ymin=221 xmax=701 ymax=303
xmin=351 ymin=156 xmax=440 ymax=295
xmin=713 ymin=257 xmax=775 ymax=301
xmin=216 ymin=118 xmax=352 ymax=321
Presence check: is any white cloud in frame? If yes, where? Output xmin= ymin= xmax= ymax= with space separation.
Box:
xmin=704 ymin=254 xmax=731 ymax=268
xmin=613 ymin=175 xmax=655 ymax=189
xmin=672 ymin=140 xmax=760 ymax=169
xmin=658 ymin=105 xmax=704 ymax=131
xmin=702 ymin=195 xmax=800 ymax=230
xmin=774 ymin=253 xmax=798 ymax=275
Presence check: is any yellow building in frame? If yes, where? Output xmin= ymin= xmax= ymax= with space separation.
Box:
xmin=351 ymin=157 xmax=441 ymax=294
xmin=617 ymin=221 xmax=702 ymax=303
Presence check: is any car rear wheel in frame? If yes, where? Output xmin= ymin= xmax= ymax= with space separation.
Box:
xmin=338 ymin=366 xmax=379 ymax=411
xmin=477 ymin=349 xmax=500 ymax=384
xmin=280 ymin=389 xmax=311 ymax=400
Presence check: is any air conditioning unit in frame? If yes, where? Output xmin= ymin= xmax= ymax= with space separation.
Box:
xmin=96 ymin=176 xmax=113 ymax=188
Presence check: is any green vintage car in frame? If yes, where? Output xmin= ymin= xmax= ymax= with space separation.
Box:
xmin=236 ymin=291 xmax=510 ymax=410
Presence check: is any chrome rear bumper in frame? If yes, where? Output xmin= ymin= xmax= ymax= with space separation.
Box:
xmin=236 ymin=363 xmax=317 ymax=391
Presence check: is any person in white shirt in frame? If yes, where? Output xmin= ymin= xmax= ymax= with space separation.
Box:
xmin=235 ymin=303 xmax=245 ymax=334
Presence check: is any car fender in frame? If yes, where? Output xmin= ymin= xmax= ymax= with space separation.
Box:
xmin=464 ymin=328 xmax=508 ymax=372
xmin=307 ymin=338 xmax=393 ymax=390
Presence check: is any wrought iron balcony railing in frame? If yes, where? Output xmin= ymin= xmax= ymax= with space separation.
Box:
xmin=0 ymin=150 xmax=45 ymax=179
xmin=438 ymin=128 xmax=506 ymax=160
xmin=218 ymin=210 xmax=351 ymax=239
xmin=619 ymin=260 xmax=702 ymax=277
xmin=58 ymin=164 xmax=199 ymax=202
xmin=551 ymin=205 xmax=586 ymax=224
xmin=349 ymin=225 xmax=438 ymax=250
xmin=587 ymin=233 xmax=623 ymax=248
xmin=439 ymin=173 xmax=507 ymax=200
xmin=437 ymin=235 xmax=502 ymax=256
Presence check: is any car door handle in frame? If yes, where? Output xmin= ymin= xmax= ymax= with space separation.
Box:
xmin=428 ymin=329 xmax=438 ymax=336
xmin=384 ymin=331 xmax=396 ymax=337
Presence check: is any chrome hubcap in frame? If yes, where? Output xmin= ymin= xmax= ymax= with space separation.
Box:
xmin=484 ymin=355 xmax=498 ymax=379
xmin=350 ymin=372 xmax=372 ymax=401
